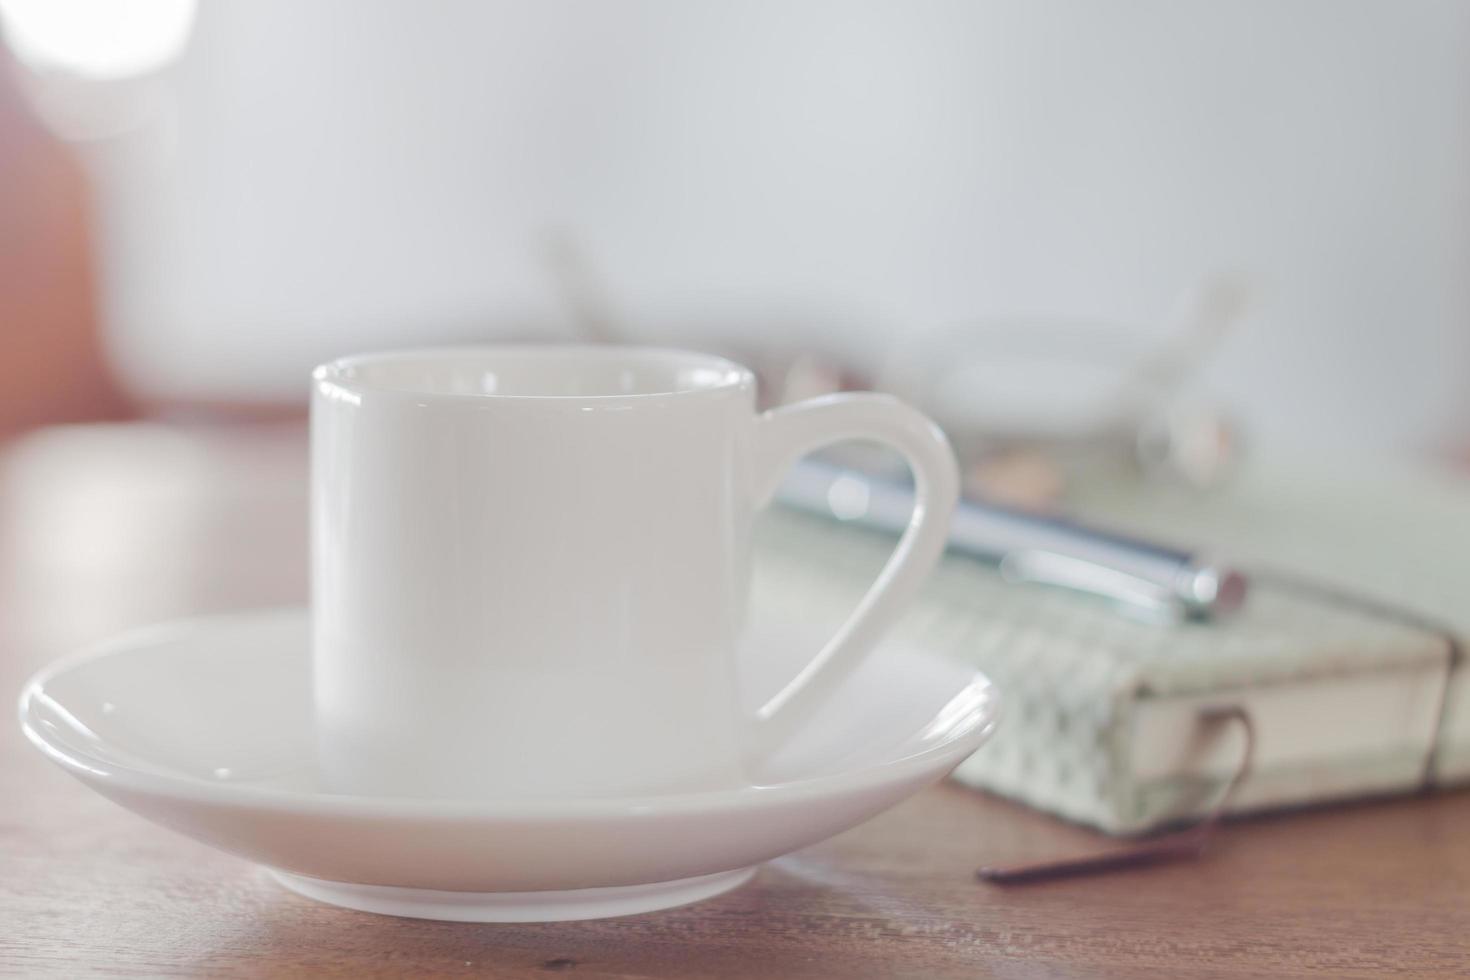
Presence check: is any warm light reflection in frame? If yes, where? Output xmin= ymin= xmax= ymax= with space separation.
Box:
xmin=0 ymin=0 xmax=196 ymax=78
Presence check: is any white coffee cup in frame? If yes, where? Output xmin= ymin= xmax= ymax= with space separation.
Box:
xmin=311 ymin=346 xmax=958 ymax=799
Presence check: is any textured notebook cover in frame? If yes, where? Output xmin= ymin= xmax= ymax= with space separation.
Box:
xmin=754 ymin=507 xmax=1460 ymax=835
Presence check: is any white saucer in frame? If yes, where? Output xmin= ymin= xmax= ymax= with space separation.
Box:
xmin=19 ymin=608 xmax=997 ymax=922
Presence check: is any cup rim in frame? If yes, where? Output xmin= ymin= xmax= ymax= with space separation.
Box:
xmin=313 ymin=344 xmax=755 ymax=404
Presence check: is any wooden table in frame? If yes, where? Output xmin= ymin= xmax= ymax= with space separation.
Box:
xmin=2 ymin=423 xmax=1467 ymax=979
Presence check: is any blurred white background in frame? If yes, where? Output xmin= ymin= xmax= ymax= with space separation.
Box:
xmin=7 ymin=0 xmax=1470 ymax=454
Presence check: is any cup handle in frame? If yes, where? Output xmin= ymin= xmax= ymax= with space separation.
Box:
xmin=748 ymin=392 xmax=960 ymax=753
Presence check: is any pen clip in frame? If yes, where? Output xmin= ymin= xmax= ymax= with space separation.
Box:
xmin=998 ymin=549 xmax=1187 ymax=624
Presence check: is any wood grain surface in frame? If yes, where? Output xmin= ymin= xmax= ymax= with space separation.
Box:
xmin=2 ymin=424 xmax=1467 ymax=979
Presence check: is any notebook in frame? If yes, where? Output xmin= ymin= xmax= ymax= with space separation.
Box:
xmin=753 ymin=473 xmax=1467 ymax=835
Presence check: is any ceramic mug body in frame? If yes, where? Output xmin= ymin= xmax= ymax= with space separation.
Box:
xmin=312 ymin=346 xmax=958 ymax=800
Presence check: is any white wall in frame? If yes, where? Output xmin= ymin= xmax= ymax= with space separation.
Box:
xmin=79 ymin=0 xmax=1470 ymax=452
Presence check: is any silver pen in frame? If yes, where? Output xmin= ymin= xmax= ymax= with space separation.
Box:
xmin=775 ymin=459 xmax=1247 ymax=622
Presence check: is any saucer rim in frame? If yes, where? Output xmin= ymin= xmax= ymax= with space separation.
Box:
xmin=19 ymin=607 xmax=999 ymax=821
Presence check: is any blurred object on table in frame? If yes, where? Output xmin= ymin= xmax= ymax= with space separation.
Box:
xmin=0 ymin=42 xmax=133 ymax=439
xmin=549 ymin=228 xmax=1247 ymax=513
xmin=553 ymin=212 xmax=1221 ymax=527
xmin=874 ymin=278 xmax=1246 ymax=510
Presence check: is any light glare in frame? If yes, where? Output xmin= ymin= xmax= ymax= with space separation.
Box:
xmin=0 ymin=0 xmax=196 ymax=79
